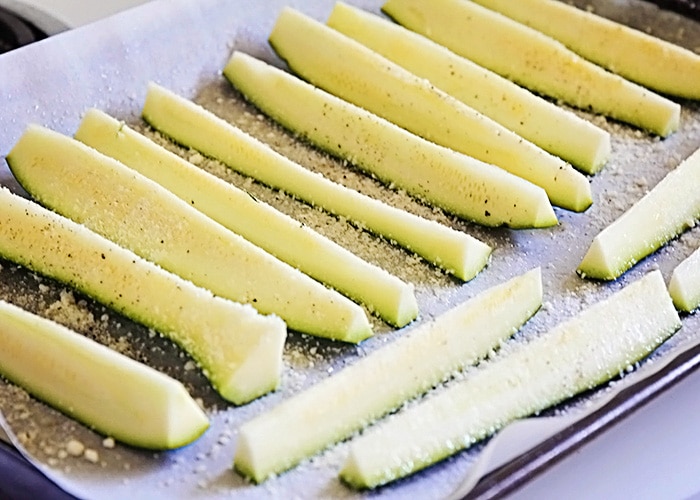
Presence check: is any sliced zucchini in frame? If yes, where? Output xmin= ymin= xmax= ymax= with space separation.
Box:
xmin=471 ymin=0 xmax=700 ymax=100
xmin=669 ymin=247 xmax=700 ymax=312
xmin=326 ymin=2 xmax=610 ymax=174
xmin=340 ymin=270 xmax=681 ymax=488
xmin=579 ymin=147 xmax=700 ymax=280
xmin=383 ymin=0 xmax=681 ymax=137
xmin=7 ymin=125 xmax=372 ymax=343
xmin=271 ymin=7 xmax=591 ymax=212
xmin=234 ymin=268 xmax=543 ymax=483
xmin=75 ymin=108 xmax=418 ymax=328
xmin=224 ymin=52 xmax=557 ymax=229
xmin=0 ymin=300 xmax=209 ymax=449
xmin=140 ymin=84 xmax=492 ymax=282
xmin=0 ymin=187 xmax=286 ymax=405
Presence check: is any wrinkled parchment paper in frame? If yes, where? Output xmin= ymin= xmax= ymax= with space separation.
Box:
xmin=1 ymin=1 xmax=699 ymax=498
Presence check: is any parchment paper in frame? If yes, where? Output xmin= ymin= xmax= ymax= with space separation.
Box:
xmin=1 ymin=1 xmax=699 ymax=498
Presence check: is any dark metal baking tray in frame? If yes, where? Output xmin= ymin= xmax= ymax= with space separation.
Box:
xmin=0 ymin=1 xmax=699 ymax=498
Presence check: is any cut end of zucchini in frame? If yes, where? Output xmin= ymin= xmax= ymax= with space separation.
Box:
xmin=338 ymin=312 xmax=375 ymax=344
xmin=388 ymin=284 xmax=419 ymax=328
xmin=564 ymin=173 xmax=593 ymax=213
xmin=531 ymin=195 xmax=559 ymax=228
xmin=668 ymin=274 xmax=693 ymax=312
xmin=585 ymin=134 xmax=613 ymax=175
xmin=668 ymin=248 xmax=700 ymax=313
xmin=155 ymin=387 xmax=210 ymax=450
xmin=215 ymin=313 xmax=287 ymax=405
xmin=233 ymin=428 xmax=272 ymax=484
xmin=577 ymin=236 xmax=625 ymax=280
xmin=339 ymin=454 xmax=375 ymax=490
xmin=454 ymin=240 xmax=493 ymax=282
xmin=657 ymin=105 xmax=681 ymax=138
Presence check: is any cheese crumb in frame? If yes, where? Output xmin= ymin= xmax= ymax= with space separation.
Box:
xmin=65 ymin=439 xmax=85 ymax=457
xmin=83 ymin=448 xmax=99 ymax=463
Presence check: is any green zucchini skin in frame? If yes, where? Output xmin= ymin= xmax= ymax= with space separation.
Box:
xmin=7 ymin=124 xmax=372 ymax=343
xmin=0 ymin=299 xmax=209 ymax=450
xmin=234 ymin=268 xmax=543 ymax=483
xmin=224 ymin=51 xmax=558 ymax=229
xmin=99 ymin=91 xmax=417 ymax=329
xmin=340 ymin=270 xmax=680 ymax=488
xmin=383 ymin=0 xmax=681 ymax=137
xmin=139 ymin=82 xmax=492 ymax=282
xmin=327 ymin=2 xmax=611 ymax=174
xmin=0 ymin=185 xmax=286 ymax=405
xmin=579 ymin=146 xmax=700 ymax=281
xmin=471 ymin=0 xmax=700 ymax=100
xmin=271 ymin=7 xmax=592 ymax=211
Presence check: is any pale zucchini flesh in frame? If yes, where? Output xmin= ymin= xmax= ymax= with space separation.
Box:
xmin=271 ymin=7 xmax=591 ymax=212
xmin=579 ymin=147 xmax=700 ymax=280
xmin=0 ymin=300 xmax=209 ymax=450
xmin=0 ymin=187 xmax=286 ymax=405
xmin=340 ymin=270 xmax=681 ymax=488
xmin=327 ymin=2 xmax=611 ymax=175
xmin=668 ymin=247 xmax=700 ymax=312
xmin=224 ymin=52 xmax=557 ymax=229
xmin=75 ymin=107 xmax=418 ymax=328
xmin=7 ymin=125 xmax=372 ymax=343
xmin=471 ymin=0 xmax=700 ymax=100
xmin=143 ymin=80 xmax=491 ymax=280
xmin=382 ymin=0 xmax=681 ymax=137
xmin=141 ymin=81 xmax=492 ymax=281
xmin=234 ymin=268 xmax=543 ymax=483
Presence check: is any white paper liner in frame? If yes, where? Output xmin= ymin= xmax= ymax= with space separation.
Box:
xmin=0 ymin=0 xmax=699 ymax=498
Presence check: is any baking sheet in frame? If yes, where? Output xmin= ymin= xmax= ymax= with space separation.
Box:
xmin=0 ymin=0 xmax=699 ymax=498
